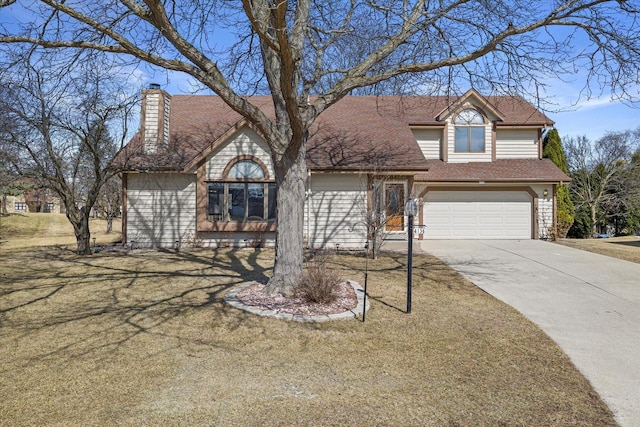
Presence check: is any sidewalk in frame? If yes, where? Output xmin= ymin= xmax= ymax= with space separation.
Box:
xmin=379 ymin=236 xmax=424 ymax=253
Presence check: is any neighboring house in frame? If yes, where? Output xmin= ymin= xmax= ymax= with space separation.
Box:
xmin=116 ymin=87 xmax=570 ymax=248
xmin=2 ymin=180 xmax=63 ymax=214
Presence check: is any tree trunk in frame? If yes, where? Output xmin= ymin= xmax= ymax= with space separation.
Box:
xmin=68 ymin=207 xmax=92 ymax=255
xmin=590 ymin=204 xmax=598 ymax=238
xmin=263 ymin=146 xmax=307 ymax=297
xmin=106 ymin=216 xmax=113 ymax=233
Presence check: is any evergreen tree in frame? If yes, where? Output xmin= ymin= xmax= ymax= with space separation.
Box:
xmin=543 ymin=129 xmax=575 ymax=238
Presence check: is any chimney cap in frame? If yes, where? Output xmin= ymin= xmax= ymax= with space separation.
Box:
xmin=148 ymin=83 xmax=161 ymax=90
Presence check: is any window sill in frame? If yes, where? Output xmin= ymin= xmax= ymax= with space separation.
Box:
xmin=197 ymin=221 xmax=277 ymax=233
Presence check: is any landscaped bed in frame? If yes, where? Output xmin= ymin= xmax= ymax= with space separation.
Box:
xmin=0 ymin=242 xmax=616 ymax=425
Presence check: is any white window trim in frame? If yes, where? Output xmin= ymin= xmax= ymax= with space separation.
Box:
xmin=453 ymin=108 xmax=487 ymax=153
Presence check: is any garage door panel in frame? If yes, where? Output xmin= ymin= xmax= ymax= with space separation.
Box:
xmin=506 ymin=205 xmax=529 ymax=213
xmin=427 ymin=191 xmax=530 ymax=203
xmin=480 ymin=217 xmax=504 ymax=225
xmin=452 ymin=228 xmax=478 ymax=238
xmin=478 ymin=204 xmax=504 ymax=213
xmin=431 ymin=215 xmax=454 ymax=225
xmin=508 ymin=218 xmax=530 ymax=226
xmin=452 ymin=204 xmax=477 ymax=213
xmin=428 ymin=203 xmax=452 ymax=212
xmin=425 ymin=191 xmax=532 ymax=239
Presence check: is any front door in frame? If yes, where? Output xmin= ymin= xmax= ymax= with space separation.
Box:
xmin=385 ymin=183 xmax=405 ymax=232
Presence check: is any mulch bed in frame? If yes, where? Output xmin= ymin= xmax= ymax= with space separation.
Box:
xmin=235 ymin=281 xmax=358 ymax=316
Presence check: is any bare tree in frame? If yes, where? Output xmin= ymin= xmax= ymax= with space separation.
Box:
xmin=352 ymin=174 xmax=413 ymax=260
xmin=565 ymin=130 xmax=640 ymax=237
xmin=2 ymin=1 xmax=639 ymax=293
xmin=94 ymin=175 xmax=122 ymax=234
xmin=0 ymin=53 xmax=136 ymax=254
xmin=0 ymin=83 xmax=28 ymax=217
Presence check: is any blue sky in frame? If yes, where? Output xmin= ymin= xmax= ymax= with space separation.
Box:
xmin=148 ymin=67 xmax=640 ymax=142
xmin=546 ymin=98 xmax=640 ymax=141
xmin=3 ymin=2 xmax=639 ymax=143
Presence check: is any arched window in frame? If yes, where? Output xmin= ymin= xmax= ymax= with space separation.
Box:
xmin=207 ymin=157 xmax=276 ymax=222
xmin=454 ymin=108 xmax=486 ymax=153
xmin=228 ymin=160 xmax=265 ymax=179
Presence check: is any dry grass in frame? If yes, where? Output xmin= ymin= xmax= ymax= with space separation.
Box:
xmin=0 ymin=215 xmax=616 ymax=425
xmin=0 ymin=213 xmax=121 ymax=251
xmin=0 ymin=246 xmax=616 ymax=426
xmin=556 ymin=236 xmax=640 ymax=264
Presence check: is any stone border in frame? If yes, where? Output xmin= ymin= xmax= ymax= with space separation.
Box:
xmin=223 ymin=280 xmax=369 ymax=322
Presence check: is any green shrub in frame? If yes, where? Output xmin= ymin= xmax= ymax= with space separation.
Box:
xmin=556 ymin=185 xmax=575 ymax=238
xmin=543 ymin=129 xmax=575 ymax=238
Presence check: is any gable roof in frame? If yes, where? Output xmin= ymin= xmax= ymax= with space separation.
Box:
xmin=116 ymin=92 xmax=554 ymax=172
xmin=435 ymin=88 xmax=506 ymax=122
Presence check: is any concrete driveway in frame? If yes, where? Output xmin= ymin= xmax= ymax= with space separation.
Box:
xmin=421 ymin=239 xmax=640 ymax=427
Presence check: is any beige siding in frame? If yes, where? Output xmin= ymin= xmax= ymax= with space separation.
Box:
xmin=412 ymin=128 xmax=441 ymax=160
xmin=127 ymin=173 xmax=196 ymax=247
xmin=143 ymin=93 xmax=160 ymax=154
xmin=162 ymin=96 xmax=170 ymax=147
xmin=445 ymin=121 xmax=493 ymax=163
xmin=206 ymin=128 xmax=274 ymax=179
xmin=496 ymin=129 xmax=539 ymax=159
xmin=306 ymin=173 xmax=367 ymax=248
xmin=532 ymin=184 xmax=554 ymax=239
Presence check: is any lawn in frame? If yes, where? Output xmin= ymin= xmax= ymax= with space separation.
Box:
xmin=556 ymin=235 xmax=640 ymax=264
xmin=0 ymin=212 xmax=121 ymax=251
xmin=0 ymin=214 xmax=616 ymax=426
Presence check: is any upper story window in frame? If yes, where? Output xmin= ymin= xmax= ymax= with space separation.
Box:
xmin=454 ymin=108 xmax=485 ymax=153
xmin=208 ymin=158 xmax=276 ymax=223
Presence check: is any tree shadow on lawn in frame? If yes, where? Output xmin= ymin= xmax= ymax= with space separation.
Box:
xmin=0 ymin=247 xmax=272 ymax=370
xmin=0 ymin=247 xmax=619 ymax=426
xmin=328 ymin=250 xmax=484 ymax=301
xmin=609 ymin=239 xmax=640 ymax=248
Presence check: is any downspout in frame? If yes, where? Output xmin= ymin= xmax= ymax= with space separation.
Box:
xmin=121 ymin=172 xmax=128 ymax=245
xmin=306 ymin=169 xmax=311 ymax=249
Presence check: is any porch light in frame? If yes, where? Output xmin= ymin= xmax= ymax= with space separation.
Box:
xmin=543 ymin=189 xmax=548 ymax=198
xmin=405 ymin=198 xmax=418 ymax=314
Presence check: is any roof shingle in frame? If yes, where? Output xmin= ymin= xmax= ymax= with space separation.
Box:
xmin=416 ymin=159 xmax=571 ymax=183
xmin=116 ymin=94 xmax=555 ymax=173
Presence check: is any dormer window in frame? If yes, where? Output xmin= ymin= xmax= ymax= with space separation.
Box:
xmin=454 ymin=108 xmax=485 ymax=153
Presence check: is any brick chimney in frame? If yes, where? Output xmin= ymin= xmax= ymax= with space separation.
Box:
xmin=141 ymin=83 xmax=171 ymax=154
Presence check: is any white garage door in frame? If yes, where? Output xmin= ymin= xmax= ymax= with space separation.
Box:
xmin=424 ymin=191 xmax=532 ymax=239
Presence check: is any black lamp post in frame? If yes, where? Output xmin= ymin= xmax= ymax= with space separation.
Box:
xmin=362 ymin=240 xmax=369 ymax=322
xmin=404 ymin=198 xmax=418 ymax=314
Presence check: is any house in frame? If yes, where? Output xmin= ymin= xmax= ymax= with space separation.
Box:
xmin=117 ymin=87 xmax=570 ymax=248
xmin=2 ymin=179 xmax=63 ymax=214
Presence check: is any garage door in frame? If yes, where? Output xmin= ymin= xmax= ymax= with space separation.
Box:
xmin=424 ymin=191 xmax=532 ymax=239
